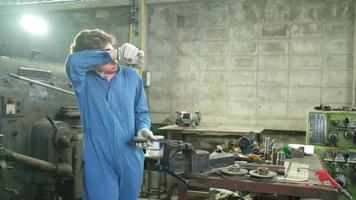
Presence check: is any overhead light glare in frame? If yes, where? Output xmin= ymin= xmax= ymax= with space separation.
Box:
xmin=21 ymin=15 xmax=48 ymax=35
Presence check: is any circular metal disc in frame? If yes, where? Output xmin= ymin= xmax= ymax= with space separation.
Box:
xmin=249 ymin=169 xmax=277 ymax=178
xmin=221 ymin=167 xmax=248 ymax=176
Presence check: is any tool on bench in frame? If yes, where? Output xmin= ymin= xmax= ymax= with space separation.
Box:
xmin=131 ymin=137 xmax=209 ymax=185
xmin=131 ymin=136 xmax=182 ymax=145
xmin=297 ymin=168 xmax=353 ymax=200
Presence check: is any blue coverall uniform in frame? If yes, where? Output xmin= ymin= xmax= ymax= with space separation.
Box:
xmin=65 ymin=49 xmax=150 ymax=200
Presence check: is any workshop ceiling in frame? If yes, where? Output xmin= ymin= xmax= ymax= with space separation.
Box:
xmin=0 ymin=0 xmax=131 ymax=14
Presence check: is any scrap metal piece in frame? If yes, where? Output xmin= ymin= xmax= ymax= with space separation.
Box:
xmin=276 ymin=152 xmax=286 ymax=166
xmin=210 ymin=188 xmax=252 ymax=200
xmin=221 ymin=164 xmax=248 ymax=176
xmin=238 ymin=132 xmax=258 ymax=155
xmin=209 ymin=152 xmax=235 ymax=169
xmin=289 ymin=147 xmax=305 ymax=158
xmin=235 ymin=161 xmax=285 ymax=175
xmin=263 ymin=137 xmax=271 ymax=160
xmin=249 ymin=167 xmax=277 ymax=178
xmin=271 ymin=147 xmax=278 ymax=165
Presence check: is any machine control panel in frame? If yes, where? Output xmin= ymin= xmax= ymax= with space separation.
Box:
xmin=1 ymin=96 xmax=24 ymax=117
xmin=310 ymin=109 xmax=356 ymax=198
xmin=308 ymin=113 xmax=327 ymax=145
xmin=307 ymin=111 xmax=356 ymax=148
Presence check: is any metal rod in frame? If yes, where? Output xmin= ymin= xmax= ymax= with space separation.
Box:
xmin=0 ymin=0 xmax=82 ymax=6
xmin=6 ymin=150 xmax=72 ymax=177
xmin=353 ymin=1 xmax=356 ymax=106
xmin=9 ymin=151 xmax=57 ymax=172
xmin=8 ymin=73 xmax=75 ymax=96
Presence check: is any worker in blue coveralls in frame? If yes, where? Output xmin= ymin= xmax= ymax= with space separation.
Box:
xmin=65 ymin=29 xmax=157 ymax=200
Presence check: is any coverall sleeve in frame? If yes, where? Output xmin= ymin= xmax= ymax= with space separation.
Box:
xmin=65 ymin=50 xmax=113 ymax=93
xmin=134 ymin=77 xmax=151 ymax=133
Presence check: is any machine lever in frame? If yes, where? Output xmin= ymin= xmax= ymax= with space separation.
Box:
xmin=46 ymin=116 xmax=58 ymax=132
xmin=4 ymin=187 xmax=18 ymax=195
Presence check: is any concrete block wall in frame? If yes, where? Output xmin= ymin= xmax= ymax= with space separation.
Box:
xmin=146 ymin=0 xmax=355 ymax=131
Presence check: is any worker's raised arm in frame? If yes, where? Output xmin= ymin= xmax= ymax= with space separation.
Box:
xmin=65 ymin=49 xmax=115 ymax=92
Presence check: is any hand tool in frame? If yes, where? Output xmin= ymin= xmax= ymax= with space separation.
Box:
xmin=298 ymin=168 xmax=353 ymax=200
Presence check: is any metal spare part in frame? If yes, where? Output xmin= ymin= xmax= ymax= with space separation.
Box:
xmin=249 ymin=167 xmax=277 ymax=178
xmin=221 ymin=164 xmax=248 ymax=176
xmin=276 ymin=152 xmax=286 ymax=166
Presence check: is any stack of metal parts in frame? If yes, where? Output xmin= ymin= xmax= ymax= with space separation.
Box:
xmin=209 ymin=135 xmax=286 ymax=180
xmin=209 ymin=152 xmax=236 ymax=168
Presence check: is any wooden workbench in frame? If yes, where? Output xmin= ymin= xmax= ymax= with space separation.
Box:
xmin=177 ymin=155 xmax=338 ymax=200
xmin=158 ymin=125 xmax=337 ymax=199
xmin=159 ymin=125 xmax=264 ymax=136
xmin=158 ymin=125 xmax=265 ymax=198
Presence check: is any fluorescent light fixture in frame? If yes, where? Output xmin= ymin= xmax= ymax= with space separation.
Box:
xmin=21 ymin=15 xmax=48 ymax=35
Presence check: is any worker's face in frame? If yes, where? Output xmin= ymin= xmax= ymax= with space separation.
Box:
xmin=98 ymin=43 xmax=118 ymax=74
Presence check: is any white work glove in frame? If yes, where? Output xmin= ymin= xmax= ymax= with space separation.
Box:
xmin=137 ymin=128 xmax=157 ymax=148
xmin=118 ymin=43 xmax=144 ymax=65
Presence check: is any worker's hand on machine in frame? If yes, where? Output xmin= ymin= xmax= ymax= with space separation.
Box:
xmin=137 ymin=128 xmax=157 ymax=148
xmin=115 ymin=43 xmax=144 ymax=65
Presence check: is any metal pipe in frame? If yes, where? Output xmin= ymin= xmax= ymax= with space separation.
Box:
xmin=129 ymin=0 xmax=138 ymax=43
xmin=5 ymin=149 xmax=72 ymax=177
xmin=353 ymin=1 xmax=356 ymax=106
xmin=238 ymin=132 xmax=257 ymax=149
xmin=8 ymin=73 xmax=75 ymax=96
xmin=9 ymin=151 xmax=57 ymax=172
xmin=140 ymin=0 xmax=145 ymax=52
xmin=139 ymin=0 xmax=145 ymax=76
xmin=0 ymin=0 xmax=82 ymax=6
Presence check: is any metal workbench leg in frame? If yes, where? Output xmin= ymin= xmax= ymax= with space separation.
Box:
xmin=165 ymin=131 xmax=173 ymax=199
xmin=177 ymin=182 xmax=188 ymax=200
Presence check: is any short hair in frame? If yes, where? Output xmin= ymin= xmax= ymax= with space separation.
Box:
xmin=69 ymin=29 xmax=116 ymax=53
